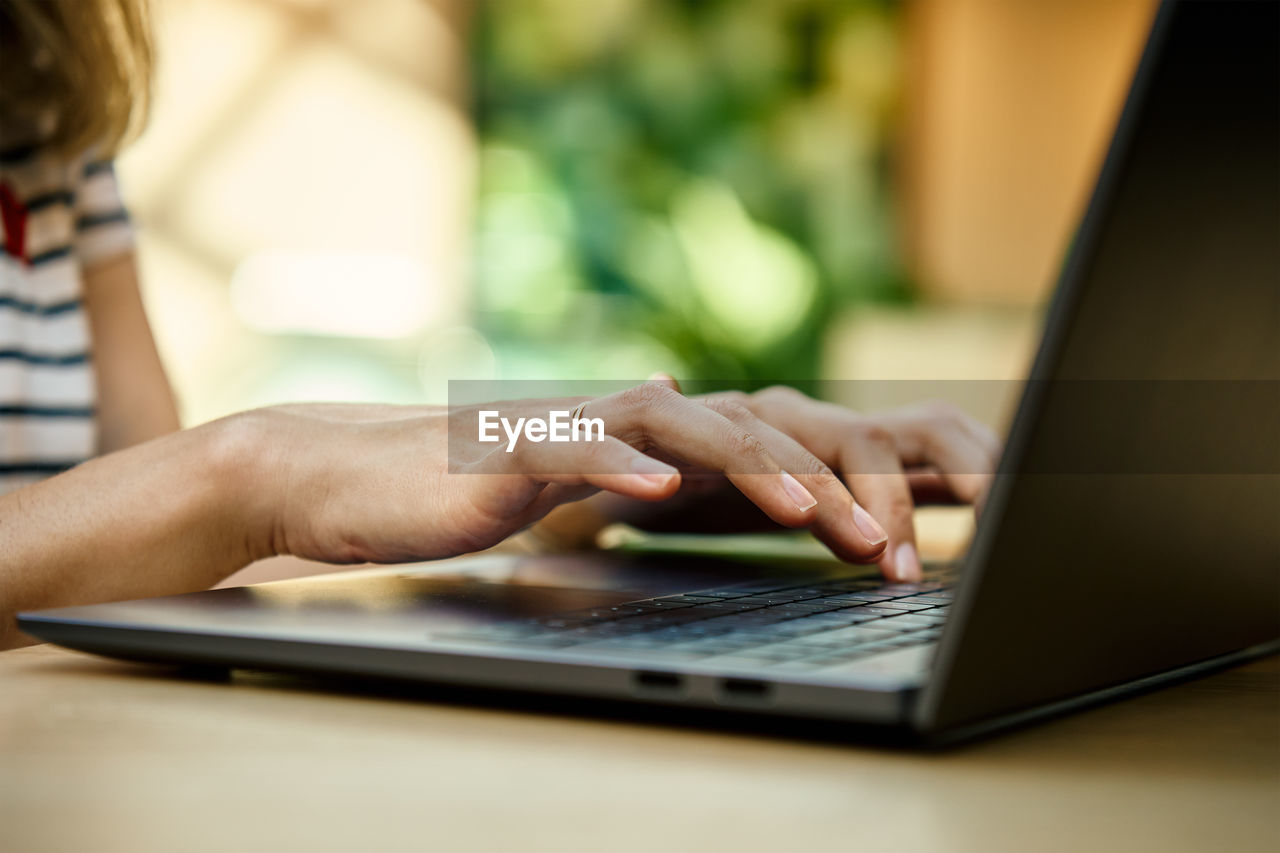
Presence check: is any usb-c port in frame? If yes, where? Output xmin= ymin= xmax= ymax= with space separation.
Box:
xmin=633 ymin=670 xmax=684 ymax=692
xmin=720 ymin=678 xmax=772 ymax=701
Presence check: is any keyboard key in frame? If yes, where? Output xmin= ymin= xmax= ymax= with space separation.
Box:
xmin=857 ymin=606 xmax=913 ymax=616
xmin=766 ymin=599 xmax=830 ymax=610
xmin=781 ymin=587 xmax=838 ymax=598
xmin=865 ymin=600 xmax=935 ymax=612
xmin=711 ymin=601 xmax=777 ymax=613
xmin=813 ymin=579 xmax=883 ymax=592
xmin=878 ymin=583 xmax=937 ymax=594
xmin=786 ymin=612 xmax=856 ymax=627
xmin=725 ymin=596 xmax=799 ymax=607
xmin=720 ymin=581 xmax=808 ymax=594
xmin=667 ymin=594 xmax=729 ymax=604
xmin=674 ymin=603 xmax=745 ymax=615
xmin=789 ymin=625 xmax=900 ymax=646
xmin=827 ymin=592 xmax=892 ymax=603
xmin=872 ymin=614 xmax=938 ymax=631
xmin=796 ymin=611 xmax=883 ymax=628
xmin=622 ymin=614 xmax=704 ymax=630
xmin=588 ymin=606 xmax=649 ymax=618
xmin=901 ymin=595 xmax=950 ymax=606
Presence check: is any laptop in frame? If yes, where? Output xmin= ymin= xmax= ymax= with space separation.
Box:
xmin=18 ymin=0 xmax=1279 ymax=744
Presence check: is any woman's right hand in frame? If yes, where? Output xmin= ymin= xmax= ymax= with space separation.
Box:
xmin=243 ymin=382 xmax=891 ymax=567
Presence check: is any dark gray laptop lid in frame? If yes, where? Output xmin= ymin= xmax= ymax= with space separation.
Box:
xmin=919 ymin=0 xmax=1280 ymax=733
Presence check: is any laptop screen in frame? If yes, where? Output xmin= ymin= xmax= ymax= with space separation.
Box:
xmin=925 ymin=0 xmax=1280 ymax=732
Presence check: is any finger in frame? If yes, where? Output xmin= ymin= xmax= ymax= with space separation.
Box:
xmin=647 ymin=372 xmax=682 ymax=394
xmin=470 ymin=432 xmax=682 ymax=502
xmin=588 ymin=383 xmax=821 ymax=529
xmin=744 ymin=388 xmax=1005 ymax=489
xmin=904 ymin=418 xmax=996 ymax=505
xmin=965 ymin=418 xmax=1002 ymax=461
xmin=730 ymin=385 xmax=850 ymax=458
xmin=839 ymin=427 xmax=922 ymax=582
xmin=904 ymin=465 xmax=994 ymax=525
xmin=942 ymin=403 xmax=1002 ymax=461
xmin=702 ymin=394 xmax=888 ymax=561
xmin=521 ymin=483 xmax=602 ymax=521
xmin=904 ymin=467 xmax=959 ymax=504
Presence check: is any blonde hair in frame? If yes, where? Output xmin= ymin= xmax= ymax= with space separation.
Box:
xmin=0 ymin=0 xmax=153 ymax=158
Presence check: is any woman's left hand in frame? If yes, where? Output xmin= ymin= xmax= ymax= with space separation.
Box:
xmin=600 ymin=381 xmax=1001 ymax=582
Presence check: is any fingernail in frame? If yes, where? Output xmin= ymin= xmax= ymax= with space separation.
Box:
xmin=780 ymin=471 xmax=817 ymax=512
xmin=894 ymin=542 xmax=923 ymax=582
xmin=647 ymin=371 xmax=675 ymax=383
xmin=852 ymin=503 xmax=888 ymax=546
xmin=631 ymin=455 xmax=677 ymax=487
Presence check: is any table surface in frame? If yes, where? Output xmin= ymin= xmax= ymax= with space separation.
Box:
xmin=1 ymin=641 xmax=1277 ymax=853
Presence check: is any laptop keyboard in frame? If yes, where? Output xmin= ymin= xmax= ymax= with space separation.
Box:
xmin=437 ymin=572 xmax=954 ymax=674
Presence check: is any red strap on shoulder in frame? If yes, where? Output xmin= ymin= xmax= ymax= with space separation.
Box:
xmin=0 ymin=181 xmax=29 ymax=264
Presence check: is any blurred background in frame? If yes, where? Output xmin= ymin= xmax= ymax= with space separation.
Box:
xmin=119 ymin=0 xmax=1158 ymax=430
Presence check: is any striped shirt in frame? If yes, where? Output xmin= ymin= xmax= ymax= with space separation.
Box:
xmin=0 ymin=143 xmax=135 ymax=495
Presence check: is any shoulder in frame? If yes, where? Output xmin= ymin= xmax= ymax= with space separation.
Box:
xmin=0 ymin=143 xmax=138 ymax=273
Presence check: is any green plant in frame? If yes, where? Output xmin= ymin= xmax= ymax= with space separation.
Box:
xmin=472 ymin=0 xmax=909 ymax=390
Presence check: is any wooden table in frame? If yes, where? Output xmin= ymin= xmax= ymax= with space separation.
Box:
xmin=1 ymin=643 xmax=1276 ymax=852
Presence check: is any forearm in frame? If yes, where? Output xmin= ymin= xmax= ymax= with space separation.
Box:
xmin=0 ymin=416 xmax=266 ymax=649
xmin=270 ymin=402 xmax=442 ymax=423
xmin=82 ymin=253 xmax=181 ymax=453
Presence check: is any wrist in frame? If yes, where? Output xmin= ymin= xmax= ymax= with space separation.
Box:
xmin=198 ymin=410 xmax=284 ymax=565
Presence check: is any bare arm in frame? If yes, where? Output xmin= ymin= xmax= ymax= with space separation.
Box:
xmin=0 ymin=417 xmax=261 ymax=649
xmin=0 ymin=383 xmax=909 ymax=650
xmin=81 ymin=251 xmax=180 ymax=451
